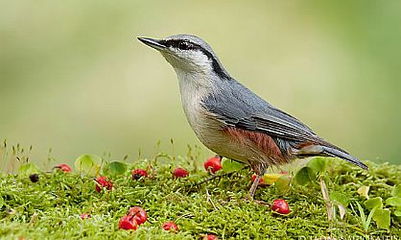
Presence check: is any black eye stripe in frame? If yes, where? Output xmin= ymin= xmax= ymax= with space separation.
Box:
xmin=161 ymin=39 xmax=230 ymax=80
xmin=162 ymin=39 xmax=198 ymax=50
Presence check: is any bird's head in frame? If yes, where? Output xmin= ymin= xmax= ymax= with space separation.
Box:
xmin=138 ymin=34 xmax=230 ymax=79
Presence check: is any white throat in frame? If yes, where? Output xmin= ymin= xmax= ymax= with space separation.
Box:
xmin=174 ymin=69 xmax=215 ymax=131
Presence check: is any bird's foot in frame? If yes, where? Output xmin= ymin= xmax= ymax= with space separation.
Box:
xmin=253 ymin=199 xmax=270 ymax=206
xmin=242 ymin=173 xmax=270 ymax=205
xmin=191 ymin=171 xmax=234 ymax=187
xmin=242 ymin=195 xmax=269 ymax=206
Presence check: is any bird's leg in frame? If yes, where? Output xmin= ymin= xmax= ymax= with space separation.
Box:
xmin=248 ymin=174 xmax=262 ymax=199
xmin=246 ymin=162 xmax=268 ymax=201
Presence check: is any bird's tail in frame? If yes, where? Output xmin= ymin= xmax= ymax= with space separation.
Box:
xmin=321 ymin=146 xmax=368 ymax=170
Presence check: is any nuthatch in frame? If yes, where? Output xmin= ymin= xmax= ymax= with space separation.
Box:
xmin=138 ymin=34 xmax=368 ymax=198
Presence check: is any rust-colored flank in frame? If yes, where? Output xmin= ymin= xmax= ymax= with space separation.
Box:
xmin=223 ymin=127 xmax=287 ymax=164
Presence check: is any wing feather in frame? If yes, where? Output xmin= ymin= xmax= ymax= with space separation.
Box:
xmin=202 ymin=80 xmax=335 ymax=148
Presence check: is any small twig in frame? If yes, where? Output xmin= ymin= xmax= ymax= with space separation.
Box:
xmin=193 ymin=172 xmax=235 ymax=186
xmin=175 ymin=212 xmax=194 ymax=221
xmin=192 ymin=166 xmax=249 ymax=187
xmin=205 ymin=188 xmax=219 ymax=210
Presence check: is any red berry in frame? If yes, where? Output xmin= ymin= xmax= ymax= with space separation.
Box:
xmin=251 ymin=174 xmax=266 ymax=186
xmin=127 ymin=206 xmax=147 ymax=225
xmin=203 ymin=234 xmax=218 ymax=240
xmin=271 ymin=199 xmax=291 ymax=215
xmin=132 ymin=169 xmax=148 ymax=180
xmin=80 ymin=213 xmax=91 ymax=219
xmin=204 ymin=156 xmax=222 ymax=174
xmin=95 ymin=176 xmax=113 ymax=192
xmin=172 ymin=167 xmax=189 ymax=178
xmin=55 ymin=163 xmax=72 ymax=173
xmin=162 ymin=221 xmax=179 ymax=232
xmin=118 ymin=215 xmax=138 ymax=230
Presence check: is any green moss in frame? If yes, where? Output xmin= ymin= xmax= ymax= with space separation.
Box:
xmin=0 ymin=157 xmax=400 ymax=239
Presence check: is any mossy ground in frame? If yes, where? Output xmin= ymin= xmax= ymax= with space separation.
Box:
xmin=0 ymin=155 xmax=400 ymax=239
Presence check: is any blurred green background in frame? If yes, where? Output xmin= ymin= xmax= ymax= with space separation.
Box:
xmin=1 ymin=0 xmax=400 ymax=165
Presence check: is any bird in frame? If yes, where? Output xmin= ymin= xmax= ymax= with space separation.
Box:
xmin=137 ymin=34 xmax=368 ymax=198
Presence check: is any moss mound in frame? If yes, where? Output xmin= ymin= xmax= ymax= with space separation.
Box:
xmin=0 ymin=156 xmax=400 ymax=239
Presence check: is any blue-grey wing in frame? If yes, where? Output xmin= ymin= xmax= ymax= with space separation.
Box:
xmin=202 ymin=80 xmax=322 ymax=143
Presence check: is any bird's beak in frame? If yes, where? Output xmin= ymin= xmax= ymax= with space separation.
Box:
xmin=137 ymin=37 xmax=166 ymax=50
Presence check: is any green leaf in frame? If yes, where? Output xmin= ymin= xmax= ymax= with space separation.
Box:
xmin=74 ymin=154 xmax=102 ymax=176
xmin=364 ymin=197 xmax=383 ymax=210
xmin=355 ymin=201 xmax=366 ymax=221
xmin=357 ymin=186 xmax=370 ymax=199
xmin=307 ymin=157 xmax=327 ymax=173
xmin=385 ymin=197 xmax=401 ymax=207
xmin=330 ymin=191 xmax=350 ymax=207
xmin=373 ymin=208 xmax=391 ymax=230
xmin=392 ymin=185 xmax=401 ymax=197
xmin=274 ymin=175 xmax=291 ymax=193
xmin=103 ymin=161 xmax=127 ymax=176
xmin=366 ymin=207 xmax=377 ymax=231
xmin=394 ymin=208 xmax=401 ymax=217
xmin=221 ymin=158 xmax=244 ymax=173
xmin=18 ymin=163 xmax=40 ymax=176
xmin=294 ymin=167 xmax=316 ymax=185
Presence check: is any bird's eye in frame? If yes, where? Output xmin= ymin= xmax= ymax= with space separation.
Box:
xmin=178 ymin=41 xmax=191 ymax=50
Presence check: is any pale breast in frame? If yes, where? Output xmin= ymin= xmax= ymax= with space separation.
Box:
xmin=180 ymin=89 xmax=267 ymax=165
xmin=176 ymin=72 xmax=274 ymax=166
